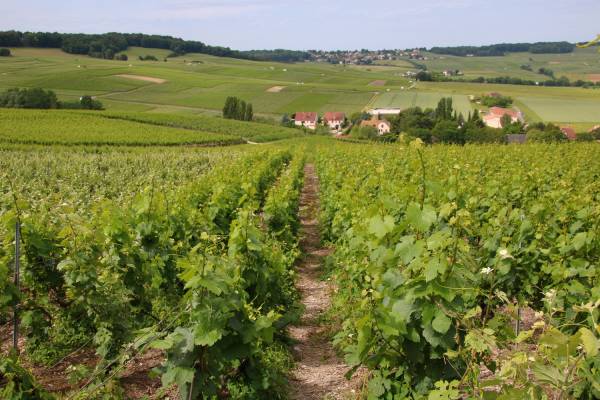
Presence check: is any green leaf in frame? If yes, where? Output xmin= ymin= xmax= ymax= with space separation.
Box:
xmin=432 ymin=310 xmax=452 ymax=334
xmin=406 ymin=203 xmax=437 ymax=232
xmin=572 ymin=232 xmax=587 ymax=251
xmin=579 ymin=328 xmax=599 ymax=357
xmin=425 ymin=258 xmax=442 ymax=282
xmin=392 ymin=299 xmax=415 ymax=323
xmin=368 ymin=215 xmax=395 ymax=239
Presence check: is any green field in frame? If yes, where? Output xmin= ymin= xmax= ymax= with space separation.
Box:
xmin=379 ymin=47 xmax=600 ymax=81
xmin=0 ymin=109 xmax=304 ymax=145
xmin=1 ymin=47 xmax=599 ymax=125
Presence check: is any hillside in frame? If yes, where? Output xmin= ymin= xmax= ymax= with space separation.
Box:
xmin=1 ymin=46 xmax=599 ymax=129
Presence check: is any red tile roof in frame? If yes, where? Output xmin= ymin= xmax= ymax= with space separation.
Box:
xmin=489 ymin=107 xmax=519 ymax=118
xmin=323 ymin=112 xmax=345 ymax=122
xmin=294 ymin=112 xmax=318 ymax=123
xmin=561 ymin=126 xmax=577 ymax=141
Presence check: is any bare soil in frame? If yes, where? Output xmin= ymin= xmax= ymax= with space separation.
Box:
xmin=288 ymin=164 xmax=365 ymax=400
xmin=115 ymin=74 xmax=167 ymax=84
xmin=267 ymin=86 xmax=286 ymax=92
xmin=369 ymin=80 xmax=386 ymax=86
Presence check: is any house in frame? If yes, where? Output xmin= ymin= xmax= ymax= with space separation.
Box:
xmin=294 ymin=112 xmax=318 ymax=130
xmin=507 ymin=134 xmax=527 ymax=144
xmin=323 ymin=112 xmax=346 ymax=131
xmin=367 ymin=108 xmax=402 ymax=117
xmin=483 ymin=107 xmax=524 ymax=129
xmin=560 ymin=126 xmax=577 ymax=141
xmin=590 ymin=125 xmax=600 ymax=133
xmin=361 ymin=118 xmax=391 ymax=135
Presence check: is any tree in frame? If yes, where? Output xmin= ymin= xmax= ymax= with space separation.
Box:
xmin=79 ymin=95 xmax=103 ymax=110
xmin=0 ymin=48 xmax=10 ymax=57
xmin=0 ymin=88 xmax=58 ymax=109
xmin=432 ymin=120 xmax=464 ymax=144
xmin=435 ymin=98 xmax=454 ymax=121
xmin=244 ymin=103 xmax=253 ymax=121
xmin=500 ymin=114 xmax=513 ymax=129
xmin=222 ymin=96 xmax=253 ymax=121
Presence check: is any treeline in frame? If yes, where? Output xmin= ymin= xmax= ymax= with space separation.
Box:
xmin=429 ymin=41 xmax=575 ymax=57
xmin=0 ymin=88 xmax=103 ymax=110
xmin=415 ymin=70 xmax=600 ymax=88
xmin=240 ymin=49 xmax=312 ymax=62
xmin=0 ymin=30 xmax=311 ymax=62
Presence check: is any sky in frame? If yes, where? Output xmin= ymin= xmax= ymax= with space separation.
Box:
xmin=2 ymin=0 xmax=599 ymax=51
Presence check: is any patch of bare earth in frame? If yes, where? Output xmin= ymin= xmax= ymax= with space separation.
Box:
xmin=0 ymin=322 xmax=176 ymax=399
xmin=288 ymin=164 xmax=365 ymax=400
xmin=369 ymin=80 xmax=386 ymax=86
xmin=115 ymin=74 xmax=167 ymax=84
xmin=267 ymin=86 xmax=286 ymax=92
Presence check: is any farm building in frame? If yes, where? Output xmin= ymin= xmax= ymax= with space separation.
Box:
xmin=507 ymin=134 xmax=527 ymax=144
xmin=294 ymin=112 xmax=318 ymax=130
xmin=323 ymin=112 xmax=346 ymax=131
xmin=367 ymin=108 xmax=402 ymax=117
xmin=560 ymin=126 xmax=577 ymax=141
xmin=483 ymin=107 xmax=524 ymax=129
xmin=361 ymin=118 xmax=391 ymax=135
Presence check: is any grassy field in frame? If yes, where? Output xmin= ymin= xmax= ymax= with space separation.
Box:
xmin=1 ymin=47 xmax=599 ymax=126
xmin=379 ymin=47 xmax=600 ymax=81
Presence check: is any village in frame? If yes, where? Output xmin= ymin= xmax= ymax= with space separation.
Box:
xmin=291 ymin=92 xmax=598 ymax=143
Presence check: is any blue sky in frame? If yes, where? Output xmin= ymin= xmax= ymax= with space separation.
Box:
xmin=2 ymin=0 xmax=598 ymax=50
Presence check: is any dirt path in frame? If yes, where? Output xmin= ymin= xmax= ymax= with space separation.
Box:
xmin=288 ymin=164 xmax=362 ymax=400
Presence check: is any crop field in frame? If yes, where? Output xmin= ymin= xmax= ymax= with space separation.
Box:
xmin=1 ymin=138 xmax=600 ymax=399
xmin=0 ymin=109 xmax=304 ymax=145
xmin=371 ymin=90 xmax=474 ymax=115
xmin=3 ymin=47 xmax=597 ymax=125
xmin=381 ymin=47 xmax=600 ymax=81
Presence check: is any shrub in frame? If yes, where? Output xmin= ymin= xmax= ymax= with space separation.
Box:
xmin=526 ymin=129 xmax=566 ymax=143
xmin=0 ymin=48 xmax=10 ymax=56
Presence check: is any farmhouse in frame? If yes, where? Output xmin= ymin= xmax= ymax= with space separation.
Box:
xmin=361 ymin=118 xmax=391 ymax=135
xmin=483 ymin=107 xmax=523 ymax=129
xmin=367 ymin=108 xmax=402 ymax=117
xmin=560 ymin=126 xmax=577 ymax=141
xmin=294 ymin=112 xmax=318 ymax=130
xmin=323 ymin=112 xmax=346 ymax=131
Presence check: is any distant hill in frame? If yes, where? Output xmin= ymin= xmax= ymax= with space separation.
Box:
xmin=0 ymin=30 xmax=311 ymax=63
xmin=429 ymin=42 xmax=575 ymax=57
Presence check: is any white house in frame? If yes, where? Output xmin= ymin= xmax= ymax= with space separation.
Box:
xmin=294 ymin=112 xmax=318 ymax=130
xmin=323 ymin=112 xmax=345 ymax=131
xmin=367 ymin=108 xmax=402 ymax=117
xmin=361 ymin=118 xmax=391 ymax=135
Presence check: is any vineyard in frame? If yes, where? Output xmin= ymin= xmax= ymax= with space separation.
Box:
xmin=0 ymin=109 xmax=304 ymax=146
xmin=1 ymin=140 xmax=600 ymax=399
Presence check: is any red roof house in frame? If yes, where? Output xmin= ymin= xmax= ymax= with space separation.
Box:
xmin=560 ymin=126 xmax=577 ymax=141
xmin=294 ymin=112 xmax=318 ymax=130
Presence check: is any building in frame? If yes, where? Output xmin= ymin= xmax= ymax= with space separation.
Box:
xmin=367 ymin=108 xmax=402 ymax=117
xmin=294 ymin=112 xmax=318 ymax=130
xmin=560 ymin=126 xmax=577 ymax=141
xmin=361 ymin=118 xmax=391 ymax=135
xmin=507 ymin=134 xmax=527 ymax=144
xmin=323 ymin=112 xmax=346 ymax=131
xmin=590 ymin=125 xmax=600 ymax=133
xmin=483 ymin=107 xmax=524 ymax=129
